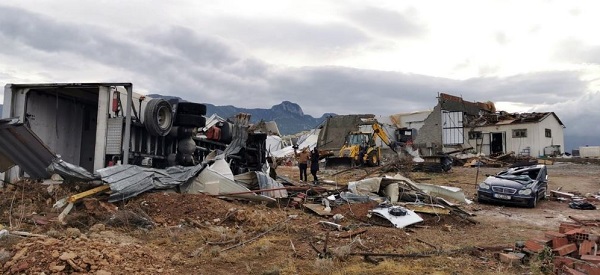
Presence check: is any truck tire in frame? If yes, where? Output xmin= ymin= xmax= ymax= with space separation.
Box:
xmin=174 ymin=114 xmax=206 ymax=127
xmin=219 ymin=122 xmax=233 ymax=143
xmin=176 ymin=102 xmax=207 ymax=116
xmin=144 ymin=99 xmax=173 ymax=136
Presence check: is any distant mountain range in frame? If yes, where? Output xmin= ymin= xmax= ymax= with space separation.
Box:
xmin=0 ymin=98 xmax=591 ymax=151
xmin=147 ymin=94 xmax=333 ymax=135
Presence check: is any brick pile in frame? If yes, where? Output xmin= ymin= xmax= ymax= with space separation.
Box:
xmin=523 ymin=222 xmax=600 ymax=275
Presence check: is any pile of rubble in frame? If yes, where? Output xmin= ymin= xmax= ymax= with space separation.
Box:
xmin=515 ymin=222 xmax=600 ymax=274
xmin=1 ymin=226 xmax=172 ymax=274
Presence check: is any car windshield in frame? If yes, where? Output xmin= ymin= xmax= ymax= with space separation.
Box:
xmin=494 ymin=174 xmax=533 ymax=184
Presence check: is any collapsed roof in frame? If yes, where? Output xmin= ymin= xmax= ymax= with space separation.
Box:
xmin=468 ymin=111 xmax=565 ymax=128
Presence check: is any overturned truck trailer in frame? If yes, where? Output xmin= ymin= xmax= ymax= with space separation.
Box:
xmin=1 ymin=83 xmax=207 ymax=181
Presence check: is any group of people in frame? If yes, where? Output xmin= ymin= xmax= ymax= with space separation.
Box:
xmin=294 ymin=146 xmax=319 ymax=184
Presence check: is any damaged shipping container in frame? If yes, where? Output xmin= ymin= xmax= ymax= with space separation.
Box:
xmin=1 ymin=83 xmax=209 ymax=181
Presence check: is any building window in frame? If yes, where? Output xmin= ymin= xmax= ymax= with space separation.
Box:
xmin=513 ymin=129 xmax=527 ymax=138
xmin=441 ymin=111 xmax=464 ymax=145
xmin=468 ymin=131 xmax=482 ymax=139
xmin=545 ymin=128 xmax=551 ymax=138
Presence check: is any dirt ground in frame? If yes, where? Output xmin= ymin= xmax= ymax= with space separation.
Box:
xmin=1 ymin=161 xmax=599 ymax=274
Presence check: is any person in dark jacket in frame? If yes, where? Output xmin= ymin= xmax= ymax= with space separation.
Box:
xmin=310 ymin=147 xmax=320 ymax=184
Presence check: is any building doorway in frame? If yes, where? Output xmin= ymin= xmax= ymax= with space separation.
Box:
xmin=490 ymin=132 xmax=505 ymax=155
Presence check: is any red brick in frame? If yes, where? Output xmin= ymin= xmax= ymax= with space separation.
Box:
xmin=525 ymin=240 xmax=545 ymax=253
xmin=560 ymin=222 xmax=583 ymax=233
xmin=546 ymin=231 xmax=567 ymax=239
xmin=553 ymin=237 xmax=570 ymax=249
xmin=571 ymin=232 xmax=591 ymax=242
xmin=574 ymin=262 xmax=600 ymax=275
xmin=562 ymin=265 xmax=587 ymax=275
xmin=532 ymin=237 xmax=552 ymax=247
xmin=554 ymin=243 xmax=578 ymax=256
xmin=580 ymin=240 xmax=596 ymax=256
xmin=565 ymin=228 xmax=586 ymax=235
xmin=582 ymin=255 xmax=600 ymax=265
xmin=553 ymin=256 xmax=575 ymax=269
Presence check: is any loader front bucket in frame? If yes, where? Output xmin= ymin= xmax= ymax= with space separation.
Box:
xmin=325 ymin=157 xmax=354 ymax=169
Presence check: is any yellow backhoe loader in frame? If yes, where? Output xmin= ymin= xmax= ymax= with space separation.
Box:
xmin=326 ymin=122 xmax=397 ymax=168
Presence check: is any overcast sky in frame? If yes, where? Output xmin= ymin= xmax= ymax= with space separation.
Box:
xmin=1 ymin=1 xmax=599 ymax=148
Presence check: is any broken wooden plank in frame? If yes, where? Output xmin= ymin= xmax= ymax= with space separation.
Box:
xmin=403 ymin=203 xmax=450 ymax=215
xmin=67 ymin=185 xmax=110 ymax=203
xmin=551 ymin=190 xmax=575 ymax=199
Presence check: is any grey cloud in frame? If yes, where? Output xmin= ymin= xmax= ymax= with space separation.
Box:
xmin=0 ymin=5 xmax=272 ymax=103
xmin=459 ymin=71 xmax=585 ymax=104
xmin=0 ymin=5 xmax=596 ymax=145
xmin=210 ymin=17 xmax=369 ymax=54
xmin=346 ymin=6 xmax=425 ymax=38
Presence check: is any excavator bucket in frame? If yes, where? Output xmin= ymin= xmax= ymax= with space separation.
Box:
xmin=325 ymin=157 xmax=354 ymax=168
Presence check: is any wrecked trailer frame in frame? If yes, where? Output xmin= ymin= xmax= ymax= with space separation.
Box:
xmin=1 ymin=82 xmax=209 ymax=182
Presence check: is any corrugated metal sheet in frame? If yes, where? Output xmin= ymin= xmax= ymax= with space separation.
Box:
xmin=97 ymin=164 xmax=206 ymax=202
xmin=0 ymin=118 xmax=56 ymax=178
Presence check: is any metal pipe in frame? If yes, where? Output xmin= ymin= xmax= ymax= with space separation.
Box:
xmin=123 ymin=85 xmax=133 ymax=164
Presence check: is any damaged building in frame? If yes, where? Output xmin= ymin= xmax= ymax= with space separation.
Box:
xmin=466 ymin=111 xmax=565 ymax=157
xmin=411 ymin=93 xmax=565 ymax=157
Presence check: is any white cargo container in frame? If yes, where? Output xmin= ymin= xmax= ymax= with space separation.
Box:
xmin=579 ymin=146 xmax=600 ymax=158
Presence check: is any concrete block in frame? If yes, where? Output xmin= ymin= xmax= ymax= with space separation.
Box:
xmin=554 ymin=243 xmax=577 ymax=256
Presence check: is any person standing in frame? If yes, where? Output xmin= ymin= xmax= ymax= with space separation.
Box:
xmin=310 ymin=147 xmax=320 ymax=184
xmin=294 ymin=147 xmax=309 ymax=182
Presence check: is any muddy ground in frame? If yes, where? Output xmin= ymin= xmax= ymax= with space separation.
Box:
xmin=1 ymin=161 xmax=599 ymax=274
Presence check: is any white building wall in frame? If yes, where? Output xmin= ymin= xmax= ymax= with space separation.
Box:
xmin=385 ymin=111 xmax=432 ymax=131
xmin=534 ymin=115 xmax=565 ymax=156
xmin=465 ymin=114 xmax=565 ymax=156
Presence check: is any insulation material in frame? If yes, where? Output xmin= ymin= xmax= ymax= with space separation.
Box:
xmin=271 ymin=129 xmax=320 ymax=158
xmin=180 ymin=166 xmax=276 ymax=202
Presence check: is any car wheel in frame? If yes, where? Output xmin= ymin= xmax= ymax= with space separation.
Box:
xmin=477 ymin=194 xmax=487 ymax=204
xmin=527 ymin=194 xmax=538 ymax=208
xmin=539 ymin=189 xmax=548 ymax=200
